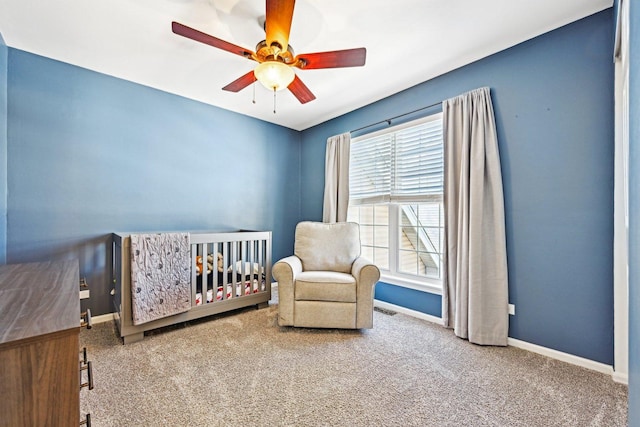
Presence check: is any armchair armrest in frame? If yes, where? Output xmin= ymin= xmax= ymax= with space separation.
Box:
xmin=352 ymin=257 xmax=380 ymax=289
xmin=351 ymin=257 xmax=380 ymax=328
xmin=273 ymin=255 xmax=302 ymax=326
xmin=273 ymin=255 xmax=302 ymax=282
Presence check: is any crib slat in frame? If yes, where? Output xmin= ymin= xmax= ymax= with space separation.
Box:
xmin=264 ymin=237 xmax=271 ymax=294
xmin=249 ymin=240 xmax=255 ymax=287
xmin=239 ymin=241 xmax=243 ymax=297
xmin=222 ymin=243 xmax=228 ymax=300
xmin=231 ymin=241 xmax=238 ymax=299
xmin=212 ymin=242 xmax=219 ymax=303
xmin=252 ymin=240 xmax=257 ymax=293
xmin=240 ymin=241 xmax=245 ymax=297
xmin=258 ymin=239 xmax=264 ymax=284
xmin=191 ymin=244 xmax=196 ymax=306
xmin=203 ymin=244 xmax=209 ymax=303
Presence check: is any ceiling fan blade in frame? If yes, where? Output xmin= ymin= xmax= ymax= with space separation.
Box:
xmin=265 ymin=0 xmax=295 ymax=52
xmin=172 ymin=21 xmax=255 ymax=60
xmin=294 ymin=48 xmax=366 ymax=70
xmin=288 ymin=75 xmax=316 ymax=104
xmin=222 ymin=71 xmax=257 ymax=92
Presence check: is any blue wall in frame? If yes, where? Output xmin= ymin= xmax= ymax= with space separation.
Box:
xmin=627 ymin=0 xmax=639 ymax=423
xmin=1 ymin=7 xmax=624 ymax=374
xmin=0 ymin=34 xmax=7 ymax=265
xmin=6 ymin=49 xmax=301 ymax=315
xmin=375 ymin=283 xmax=441 ymax=317
xmin=300 ymin=10 xmax=615 ymax=365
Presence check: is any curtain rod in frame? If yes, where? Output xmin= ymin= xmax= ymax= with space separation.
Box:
xmin=349 ymin=100 xmax=442 ymax=134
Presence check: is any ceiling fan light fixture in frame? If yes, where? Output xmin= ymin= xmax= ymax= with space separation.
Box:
xmin=254 ymin=61 xmax=295 ymax=91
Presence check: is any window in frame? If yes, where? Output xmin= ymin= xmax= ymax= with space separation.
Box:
xmin=347 ymin=113 xmax=444 ymax=293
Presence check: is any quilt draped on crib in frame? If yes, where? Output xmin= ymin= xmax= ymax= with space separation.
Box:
xmin=130 ymin=232 xmax=191 ymax=325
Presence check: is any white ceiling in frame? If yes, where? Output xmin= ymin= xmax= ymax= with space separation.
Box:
xmin=0 ymin=0 xmax=612 ymax=131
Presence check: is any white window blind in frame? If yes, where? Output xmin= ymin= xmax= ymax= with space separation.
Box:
xmin=349 ymin=133 xmax=392 ymax=203
xmin=350 ymin=113 xmax=443 ymax=204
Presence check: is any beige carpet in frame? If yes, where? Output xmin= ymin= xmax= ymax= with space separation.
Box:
xmin=80 ymin=293 xmax=627 ymax=426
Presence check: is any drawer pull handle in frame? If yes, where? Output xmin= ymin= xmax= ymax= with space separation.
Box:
xmin=80 ymin=413 xmax=91 ymax=426
xmin=79 ymin=277 xmax=89 ymax=288
xmin=80 ymin=347 xmax=88 ymax=364
xmin=80 ymin=309 xmax=92 ymax=329
xmin=80 ymin=361 xmax=94 ymax=390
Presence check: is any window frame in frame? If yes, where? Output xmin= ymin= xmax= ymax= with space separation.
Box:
xmin=349 ymin=113 xmax=444 ymax=295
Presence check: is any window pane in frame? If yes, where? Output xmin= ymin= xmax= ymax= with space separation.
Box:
xmin=421 ymin=227 xmax=441 ymax=252
xmin=399 ymin=226 xmax=418 ymax=251
xmin=374 ymin=204 xmax=389 ymax=225
xmin=374 ymin=225 xmax=389 ymax=247
xmin=360 ymin=225 xmax=374 ymax=246
xmin=400 ymin=205 xmax=418 ymax=227
xmin=374 ymin=248 xmax=389 ymax=269
xmin=362 ymin=246 xmax=374 ymax=263
xmin=423 ymin=253 xmax=441 ymax=278
xmin=398 ymin=202 xmax=444 ymax=279
xmin=360 ymin=205 xmax=374 ymax=225
xmin=421 ymin=252 xmax=439 ymax=273
xmin=417 ymin=203 xmax=440 ymax=226
xmin=398 ymin=250 xmax=418 ymax=275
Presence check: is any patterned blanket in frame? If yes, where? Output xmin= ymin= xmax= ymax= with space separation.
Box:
xmin=130 ymin=233 xmax=191 ymax=325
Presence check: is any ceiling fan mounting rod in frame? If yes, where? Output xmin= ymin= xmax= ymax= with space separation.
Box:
xmin=270 ymin=41 xmax=282 ymax=55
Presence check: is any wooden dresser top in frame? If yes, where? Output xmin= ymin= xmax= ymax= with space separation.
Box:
xmin=0 ymin=260 xmax=80 ymax=345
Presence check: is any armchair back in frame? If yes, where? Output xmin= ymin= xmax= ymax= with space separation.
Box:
xmin=294 ymin=222 xmax=361 ymax=273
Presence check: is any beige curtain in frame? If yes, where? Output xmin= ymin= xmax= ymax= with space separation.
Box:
xmin=322 ymin=132 xmax=351 ymax=223
xmin=442 ymin=87 xmax=509 ymax=346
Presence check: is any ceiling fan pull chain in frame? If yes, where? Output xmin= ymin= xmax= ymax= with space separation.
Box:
xmin=252 ymin=82 xmax=256 ymax=104
xmin=273 ymin=87 xmax=277 ymax=114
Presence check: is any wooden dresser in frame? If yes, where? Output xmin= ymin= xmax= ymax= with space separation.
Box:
xmin=0 ymin=260 xmax=86 ymax=427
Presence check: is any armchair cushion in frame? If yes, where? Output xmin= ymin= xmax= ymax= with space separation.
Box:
xmin=294 ymin=221 xmax=360 ymax=273
xmin=295 ymin=271 xmax=357 ymax=303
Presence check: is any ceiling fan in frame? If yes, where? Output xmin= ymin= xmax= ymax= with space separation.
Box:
xmin=171 ymin=0 xmax=366 ymax=105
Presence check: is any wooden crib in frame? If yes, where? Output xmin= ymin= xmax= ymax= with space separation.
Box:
xmin=112 ymin=230 xmax=272 ymax=344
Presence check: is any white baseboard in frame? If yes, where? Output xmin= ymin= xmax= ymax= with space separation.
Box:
xmin=374 ymin=299 xmax=444 ymax=325
xmin=507 ymin=338 xmax=623 ymax=382
xmin=611 ymin=370 xmax=629 ymax=385
xmin=374 ymin=299 xmax=624 ymax=384
xmin=90 ymin=312 xmax=115 ymax=324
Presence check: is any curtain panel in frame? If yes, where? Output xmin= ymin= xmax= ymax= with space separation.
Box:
xmin=322 ymin=132 xmax=351 ymax=223
xmin=442 ymin=87 xmax=509 ymax=346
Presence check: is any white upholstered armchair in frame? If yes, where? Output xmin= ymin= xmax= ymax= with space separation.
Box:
xmin=273 ymin=221 xmax=380 ymax=329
